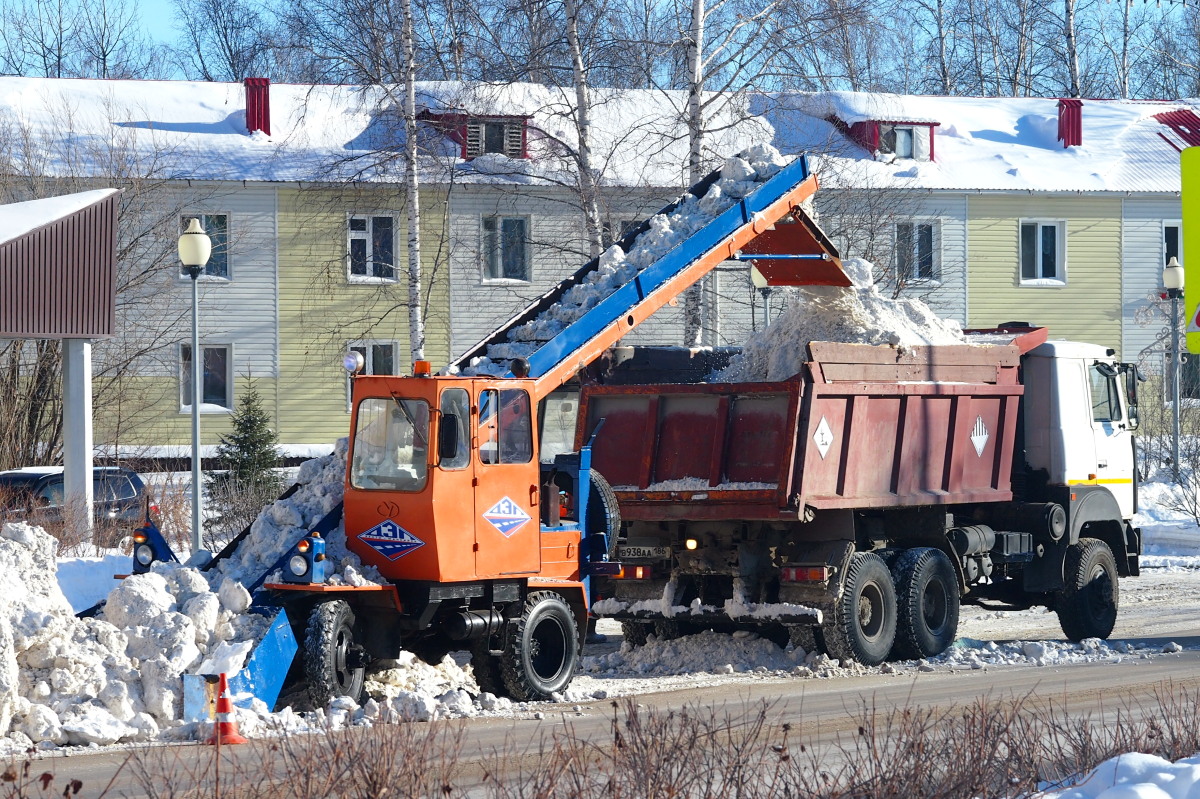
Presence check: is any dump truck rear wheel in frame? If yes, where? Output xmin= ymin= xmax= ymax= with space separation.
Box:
xmin=822 ymin=552 xmax=896 ymax=666
xmin=501 ymin=592 xmax=579 ymax=700
xmin=788 ymin=625 xmax=823 ymax=657
xmin=890 ymin=547 xmax=960 ymax=660
xmin=1056 ymin=537 xmax=1119 ymax=641
xmin=621 ymin=621 xmax=651 ymax=647
xmin=305 ymin=599 xmax=366 ymax=707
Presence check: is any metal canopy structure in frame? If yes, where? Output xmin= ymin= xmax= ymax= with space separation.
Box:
xmin=0 ymin=189 xmax=120 ymax=538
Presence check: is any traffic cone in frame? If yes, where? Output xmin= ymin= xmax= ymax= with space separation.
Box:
xmin=207 ymin=672 xmax=249 ymax=745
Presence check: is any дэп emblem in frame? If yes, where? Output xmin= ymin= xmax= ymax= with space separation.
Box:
xmin=359 ymin=519 xmax=425 ymax=560
xmin=483 ymin=497 xmax=532 ymax=537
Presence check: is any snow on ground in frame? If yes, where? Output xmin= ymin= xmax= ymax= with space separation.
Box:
xmin=1037 ymin=752 xmax=1200 ymax=798
xmin=1 ymin=443 xmax=1197 ymax=769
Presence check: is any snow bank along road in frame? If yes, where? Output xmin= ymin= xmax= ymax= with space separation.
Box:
xmin=27 ymin=557 xmax=1200 ymax=797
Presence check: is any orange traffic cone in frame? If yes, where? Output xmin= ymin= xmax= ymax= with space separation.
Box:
xmin=207 ymin=672 xmax=249 ymax=745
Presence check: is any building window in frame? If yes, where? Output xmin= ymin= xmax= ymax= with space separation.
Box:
xmin=602 ymin=219 xmax=640 ymax=248
xmin=895 ymin=222 xmax=936 ymax=281
xmin=466 ymin=120 xmax=524 ymax=158
xmin=880 ymin=125 xmax=915 ymax=159
xmin=348 ymin=215 xmax=395 ymax=281
xmin=482 ymin=216 xmax=530 ymax=281
xmin=1019 ymin=220 xmax=1066 ymax=284
xmin=180 ymin=214 xmax=229 ymax=278
xmin=347 ymin=341 xmax=396 ymax=410
xmin=180 ymin=344 xmax=231 ymax=410
xmin=1165 ymin=221 xmax=1182 ymax=266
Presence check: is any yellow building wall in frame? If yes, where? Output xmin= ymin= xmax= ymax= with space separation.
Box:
xmin=275 ymin=186 xmax=451 ymax=446
xmin=967 ymin=195 xmax=1122 ymax=354
xmin=93 ymin=375 xmax=275 ymax=450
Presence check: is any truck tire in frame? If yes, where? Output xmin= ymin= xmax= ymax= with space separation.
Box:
xmin=587 ymin=472 xmax=621 ymax=558
xmin=621 ymin=621 xmax=651 ymax=647
xmin=500 ymin=592 xmax=579 ymax=700
xmin=890 ymin=547 xmax=960 ymax=660
xmin=305 ymin=599 xmax=367 ymax=707
xmin=469 ymin=641 xmax=505 ymax=696
xmin=1056 ymin=537 xmax=1119 ymax=641
xmin=821 ymin=552 xmax=896 ymax=667
xmin=788 ymin=625 xmax=824 ymax=657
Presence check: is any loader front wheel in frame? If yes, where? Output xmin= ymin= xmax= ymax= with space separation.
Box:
xmin=821 ymin=552 xmax=896 ymax=667
xmin=501 ymin=592 xmax=579 ymax=700
xmin=305 ymin=599 xmax=367 ymax=707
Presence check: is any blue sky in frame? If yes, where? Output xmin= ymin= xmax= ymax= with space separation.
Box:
xmin=138 ymin=0 xmax=179 ymax=49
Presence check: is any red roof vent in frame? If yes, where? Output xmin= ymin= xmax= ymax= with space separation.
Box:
xmin=244 ymin=78 xmax=271 ymax=137
xmin=1153 ymin=110 xmax=1200 ymax=152
xmin=1057 ymin=99 xmax=1082 ymax=148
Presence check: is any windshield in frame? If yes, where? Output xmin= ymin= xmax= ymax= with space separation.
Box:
xmin=350 ymin=397 xmax=430 ymax=491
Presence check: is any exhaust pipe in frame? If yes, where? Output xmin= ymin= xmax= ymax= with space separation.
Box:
xmin=445 ymin=610 xmax=505 ymax=641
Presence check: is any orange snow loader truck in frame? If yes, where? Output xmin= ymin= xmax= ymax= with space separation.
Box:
xmin=261 ymin=153 xmax=851 ymax=704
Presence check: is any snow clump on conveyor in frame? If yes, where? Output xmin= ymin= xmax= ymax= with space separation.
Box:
xmin=717 ymin=257 xmax=967 ymax=382
xmin=465 ymin=144 xmax=789 ymax=374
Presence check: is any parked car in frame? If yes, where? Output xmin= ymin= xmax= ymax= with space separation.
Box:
xmin=0 ymin=466 xmax=154 ymax=545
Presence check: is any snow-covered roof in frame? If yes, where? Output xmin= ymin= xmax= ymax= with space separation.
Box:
xmin=0 ymin=78 xmax=1190 ymax=194
xmin=765 ymin=92 xmax=1191 ymax=194
xmin=0 ymin=189 xmax=118 ymax=247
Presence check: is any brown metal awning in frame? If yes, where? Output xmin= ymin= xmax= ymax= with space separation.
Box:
xmin=0 ymin=190 xmax=119 ymax=339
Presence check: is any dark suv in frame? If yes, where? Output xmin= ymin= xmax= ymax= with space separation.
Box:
xmin=0 ymin=466 xmax=152 ymax=544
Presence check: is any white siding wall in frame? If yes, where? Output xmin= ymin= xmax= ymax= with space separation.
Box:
xmin=1123 ymin=196 xmax=1183 ymax=372
xmin=154 ymin=183 xmax=280 ymax=385
xmin=814 ymin=190 xmax=968 ymax=326
xmin=447 ymin=184 xmax=685 ymax=355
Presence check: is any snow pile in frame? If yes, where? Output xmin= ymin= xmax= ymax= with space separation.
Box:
xmin=1040 ymin=751 xmax=1200 ymax=798
xmin=717 ymin=257 xmax=967 ymax=382
xmin=462 ymin=144 xmax=788 ymax=375
xmin=0 ymin=522 xmax=158 ymax=749
xmin=583 ymin=629 xmax=810 ymax=677
xmin=936 ymin=636 xmax=1169 ymax=671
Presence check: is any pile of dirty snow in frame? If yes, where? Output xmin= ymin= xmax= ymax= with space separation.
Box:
xmin=717 ymin=257 xmax=967 ymax=382
xmin=461 ymin=144 xmax=788 ymax=375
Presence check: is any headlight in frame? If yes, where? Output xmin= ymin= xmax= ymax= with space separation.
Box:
xmin=135 ymin=544 xmax=154 ymax=566
xmin=288 ymin=555 xmax=309 ymax=576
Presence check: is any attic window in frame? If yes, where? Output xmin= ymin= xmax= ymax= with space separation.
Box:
xmin=466 ymin=119 xmax=525 ymax=159
xmin=880 ymin=125 xmax=915 ymax=159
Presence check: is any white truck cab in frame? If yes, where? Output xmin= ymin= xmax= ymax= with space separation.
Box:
xmin=1022 ymin=340 xmax=1138 ymax=520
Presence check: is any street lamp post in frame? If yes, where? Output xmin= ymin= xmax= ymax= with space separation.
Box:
xmin=179 ymin=219 xmax=212 ymax=555
xmin=750 ymin=264 xmax=773 ymax=329
xmin=1164 ymin=256 xmax=1185 ymax=483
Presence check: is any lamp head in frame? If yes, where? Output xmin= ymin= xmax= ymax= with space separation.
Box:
xmin=178 ymin=218 xmax=212 ymax=278
xmin=749 ymin=264 xmax=768 ymax=290
xmin=1164 ymin=257 xmax=1185 ymax=292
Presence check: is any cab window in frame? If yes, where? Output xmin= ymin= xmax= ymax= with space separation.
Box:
xmin=1089 ymin=364 xmax=1123 ymax=424
xmin=440 ymin=388 xmax=471 ymax=470
xmin=350 ymin=397 xmax=430 ymax=490
xmin=479 ymin=388 xmax=533 ymax=464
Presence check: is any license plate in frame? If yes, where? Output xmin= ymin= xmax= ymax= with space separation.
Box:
xmin=618 ymin=545 xmax=671 ymax=560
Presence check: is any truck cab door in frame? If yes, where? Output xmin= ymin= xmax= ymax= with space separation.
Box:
xmin=1088 ymin=363 xmax=1136 ymax=518
xmin=473 ymin=385 xmax=541 ymax=577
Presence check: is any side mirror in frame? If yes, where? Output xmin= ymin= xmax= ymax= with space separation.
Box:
xmin=1120 ymin=363 xmax=1140 ymax=431
xmin=439 ymin=414 xmax=460 ymax=461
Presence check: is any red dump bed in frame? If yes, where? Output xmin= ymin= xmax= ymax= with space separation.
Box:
xmin=578 ymin=333 xmax=1043 ymax=522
